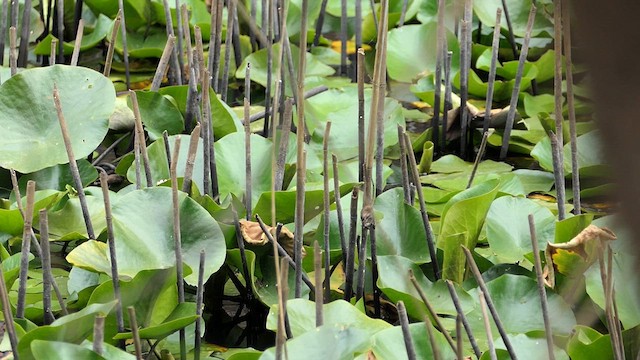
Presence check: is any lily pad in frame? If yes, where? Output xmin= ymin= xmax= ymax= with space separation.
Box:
xmin=129 ymin=91 xmax=184 ymax=140
xmin=474 ymin=0 xmax=554 ymax=38
xmin=0 ymin=65 xmax=115 ymax=173
xmin=370 ymin=322 xmax=456 ymax=360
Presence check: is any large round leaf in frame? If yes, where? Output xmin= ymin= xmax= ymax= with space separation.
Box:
xmin=0 ymin=65 xmax=115 ymax=173
xmin=371 ymin=322 xmax=456 ymax=360
xmin=485 ymin=196 xmax=556 ymax=263
xmin=474 ymin=0 xmax=553 ymax=38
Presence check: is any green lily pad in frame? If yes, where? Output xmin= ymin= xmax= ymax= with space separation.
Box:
xmin=370 ymin=322 xmax=456 ymax=360
xmin=34 ymin=14 xmax=113 ymax=55
xmin=129 ymin=91 xmax=184 ymax=140
xmin=18 ymin=160 xmax=98 ymax=192
xmin=531 ymin=130 xmax=607 ymax=177
xmin=31 ymin=340 xmax=134 ymax=360
xmin=0 ymin=65 xmax=115 ymax=173
xmin=84 ymin=0 xmax=151 ymax=30
xmin=113 ymin=302 xmax=197 ymax=340
xmin=567 ymin=325 xmax=615 ymax=360
xmin=489 ymin=334 xmax=569 ymax=360
xmin=474 ymin=0 xmax=553 ymax=38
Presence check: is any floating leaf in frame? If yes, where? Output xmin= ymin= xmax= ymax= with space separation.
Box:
xmin=129 ymin=91 xmax=184 ymax=140
xmin=113 ymin=302 xmax=198 ymax=340
xmin=371 ymin=322 xmax=456 ymax=360
xmin=473 ymin=0 xmax=553 ymax=38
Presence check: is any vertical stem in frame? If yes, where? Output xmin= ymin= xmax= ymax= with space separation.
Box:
xmin=56 ymin=0 xmax=63 ymax=63
xmin=181 ymin=4 xmax=193 ymax=75
xmin=182 ymin=124 xmax=201 ymax=194
xmin=357 ymin=48 xmax=365 ymax=183
xmin=53 ymin=86 xmax=95 ymax=239
xmin=398 ymin=301 xmax=417 ymax=360
xmin=128 ymin=307 xmax=143 ymax=360
xmin=151 ymin=35 xmax=176 ymax=91
xmin=340 ymin=0 xmax=348 ymax=77
xmin=16 ymin=180 xmax=35 ymax=319
xmin=263 ymin=0 xmax=274 ymax=136
xmin=397 ymin=125 xmax=411 ymax=203
xmin=355 ymin=231 xmax=367 ymax=301
xmin=161 ymin=0 xmax=182 ymax=85
xmin=528 ymin=214 xmax=556 ymax=360
xmin=50 ymin=38 xmax=56 ymax=65
xmin=274 ymin=98 xmax=293 ymax=190
xmin=433 ymin=0 xmax=446 ymax=155
xmin=467 ymin=131 xmax=489 ymax=189
xmin=442 ymin=51 xmax=452 ymax=154
xmin=483 ymin=9 xmax=502 ymax=135
xmin=314 ymin=240 xmax=323 ymax=326
xmin=294 ymin=149 xmax=307 ymax=298
xmin=9 ymin=26 xmax=16 ymax=75
xmin=175 ymin=0 xmax=185 ymax=82
xmin=244 ymin=63 xmax=253 ymax=218
xmin=194 ymin=251 xmax=205 ymax=360
xmin=201 ymin=69 xmax=212 ymax=196
xmin=398 ymin=0 xmax=409 ymax=26
xmin=500 ymin=0 xmax=519 ymax=59
xmin=117 ymin=0 xmax=130 ymax=88
xmin=0 ymin=0 xmax=7 ymax=66
xmin=93 ymin=315 xmax=105 ymax=356
xmin=445 ymin=280 xmax=482 ymax=358
xmin=70 ymin=19 xmax=84 ymax=66
xmin=374 ymin=1 xmax=389 ymax=197
xmin=479 ymin=290 xmax=497 ymax=360
xmin=17 ymin=0 xmax=31 ymax=67
xmin=312 ymin=0 xmax=329 ymax=48
xmin=332 ymin=154 xmax=347 ymax=266
xmin=499 ymin=5 xmax=536 ymax=160
xmin=344 ymin=187 xmax=359 ymax=300
xmin=103 ymin=10 xmax=122 ymax=77
xmin=100 ymin=171 xmax=125 ymax=333
xmin=459 ymin=0 xmax=473 ymax=158
xmin=0 ymin=265 xmax=18 ymax=359
xmin=322 ymin=122 xmax=332 ymax=302
xmin=370 ymin=224 xmax=381 ymax=317
xmin=424 ymin=316 xmax=442 ymax=360
xmin=456 ymin=315 xmax=463 ymax=359
xmin=221 ymin=0 xmax=236 ymax=102
xmin=129 ymin=91 xmax=154 ymax=187
xmin=39 ymin=210 xmax=55 ymax=325
xmin=549 ymin=131 xmax=567 ymax=220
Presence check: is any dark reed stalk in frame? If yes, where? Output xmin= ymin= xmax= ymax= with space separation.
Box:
xmin=403 ymin=132 xmax=440 ymax=278
xmin=374 ymin=2 xmax=389 ymax=196
xmin=194 ymin=25 xmax=205 ymax=81
xmin=163 ymin=130 xmax=172 ymax=170
xmin=231 ymin=3 xmax=242 ymax=68
xmin=442 ymin=50 xmax=452 ymax=154
xmin=332 ymin=154 xmax=347 ymax=265
xmin=174 ymin=0 xmax=185 ymax=82
xmin=344 ymin=187 xmax=359 ymax=300
xmin=69 ymin=19 xmax=84 ymax=66
xmin=274 ymin=98 xmax=293 ymax=190
xmin=397 ymin=125 xmax=411 ymax=203
xmin=467 ymin=131 xmax=489 ymax=189
xmin=204 ymin=69 xmax=219 ymax=200
xmin=424 ymin=316 xmax=442 ymax=360
xmin=275 ymin=257 xmax=289 ymax=360
xmin=182 ymin=124 xmax=201 ymax=194
xmin=129 ymin=91 xmax=154 ymax=187
xmin=133 ymin=115 xmax=142 ymax=188
xmin=201 ymin=69 xmax=212 ymax=196
xmin=235 ymin=0 xmax=267 ymax=48
xmin=93 ymin=315 xmax=105 ymax=355
xmin=151 ymin=35 xmax=176 ymax=91
xmin=9 ymin=26 xmax=16 ymax=75
xmin=549 ymin=131 xmax=566 ymax=220
xmin=255 ymin=214 xmax=316 ymax=293
xmin=170 ymin=136 xmax=187 ymax=360
xmin=0 ymin=265 xmax=18 ymax=359
xmin=399 ymin=0 xmax=409 ymax=26
xmin=553 ymin=0 xmax=564 ymax=147
xmin=0 ymin=0 xmax=7 ymax=65
xmin=232 ymin=208 xmax=253 ymax=303
xmin=483 ymin=9 xmax=502 ymax=135
xmin=340 ymin=0 xmax=348 ymax=76
xmin=50 ymin=38 xmax=56 ymax=65
xmin=92 ymin=134 xmax=127 ymax=166
xmin=462 ymin=246 xmax=518 ymax=359
xmin=160 ymin=0 xmax=182 ymax=85
xmin=445 ymin=280 xmax=482 ymax=358
xmin=293 ymin=149 xmax=307 ymax=298
xmin=500 ymin=0 xmax=519 ymax=59
xmin=562 ymin=4 xmax=581 ymax=214
xmin=398 ymin=301 xmax=417 ymax=360
xmin=528 ymin=214 xmax=556 ymax=360
xmin=99 ymin=171 xmax=125 ymax=333
xmin=322 ymin=123 xmax=332 ymax=302
xmin=249 ymin=0 xmax=257 ymax=48
xmin=56 ymin=0 xmax=63 ymax=63
xmin=17 ymin=0 xmax=31 ymax=67
xmin=185 ymin=68 xmax=200 ymax=131
xmin=314 ymin=241 xmax=324 ymax=326
xmin=117 ymin=0 xmax=130 ymax=88
xmin=432 ymin=0 xmax=446 ymax=154
xmin=355 ymin=231 xmax=367 ymax=302
xmin=128 ymin=307 xmax=143 ymax=360
xmin=459 ymin=8 xmax=472 ymax=158
xmin=221 ymin=0 xmax=236 ymax=102
xmin=53 ymin=85 xmax=95 ymax=239
xmin=181 ymin=5 xmax=193 ymax=74
xmin=262 ymin=0 xmax=274 ymax=137
xmin=244 ymin=64 xmax=253 ymax=218
xmin=312 ymin=0 xmax=329 ymax=48
xmin=194 ymin=250 xmax=205 ymax=360
xmin=456 ymin=315 xmax=463 ymax=359
xmin=10 ymin=0 xmax=17 ymax=30
xmin=598 ymin=248 xmax=624 ymax=360
xmin=16 ymin=180 xmax=35 ymax=319
xmin=499 ymin=5 xmax=536 ymax=160
xmin=357 ymin=48 xmax=365 ymax=182
xmin=355 ymin=0 xmax=362 ymax=52
xmin=208 ymin=0 xmax=220 ymax=89
xmin=479 ymin=290 xmax=497 ymax=360
xmin=368 ymin=0 xmax=378 ymax=31
xmin=39 ymin=210 xmax=55 ymax=324
xmin=103 ymin=10 xmax=122 ymax=77
xmin=370 ymin=224 xmax=381 ymax=317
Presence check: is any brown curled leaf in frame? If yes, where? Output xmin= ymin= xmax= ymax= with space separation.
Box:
xmin=238 ymin=219 xmax=305 ymax=259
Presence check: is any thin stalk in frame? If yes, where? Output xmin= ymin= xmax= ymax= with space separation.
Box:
xmin=133 ymin=120 xmax=142 ymax=189
xmin=332 ymin=154 xmax=347 ymax=266
xmin=170 ymin=136 xmax=187 ymax=359
xmin=500 ymin=0 xmax=519 ymax=59
xmin=181 ymin=5 xmax=193 ymax=76
xmin=370 ymin=224 xmax=381 ymax=317
xmin=185 ymin=67 xmax=200 ymax=131
xmin=221 ymin=0 xmax=236 ymax=102
xmin=467 ymin=131 xmax=489 ymax=189
xmin=117 ymin=0 xmax=130 ymax=88
xmin=151 ymin=35 xmax=176 ymax=91
xmin=445 ymin=280 xmax=482 ymax=358
xmin=312 ymin=0 xmax=329 ymax=48
xmin=562 ymin=4 xmax=581 ymax=214
xmin=232 ymin=208 xmax=253 ymax=304
xmin=50 ymin=38 xmax=56 ymax=65
xmin=398 ymin=301 xmax=417 ymax=360
xmin=201 ymin=69 xmax=212 ymax=196
xmin=442 ymin=51 xmax=452 ymax=154
xmin=499 ymin=5 xmax=536 ymax=160
xmin=194 ymin=26 xmax=205 ymax=80
xmin=553 ymin=0 xmax=563 ymax=148
xmin=462 ymin=246 xmax=518 ymax=359
xmin=355 ymin=231 xmax=367 ymax=301
xmin=174 ymin=0 xmax=185 ymax=82
xmin=479 ymin=290 xmax=497 ymax=360
xmin=599 ymin=248 xmax=624 ymax=360
xmin=433 ymin=0 xmax=446 ymax=154
xmin=397 ymin=125 xmax=411 ymax=203
xmin=231 ymin=3 xmax=242 ymax=68
xmin=244 ymin=63 xmax=253 ymax=218
xmin=9 ymin=26 xmax=16 ymax=75
xmin=56 ymin=0 xmax=63 ymax=63
xmin=263 ymin=0 xmax=273 ymax=136
xmin=129 ymin=91 xmax=154 ymax=187
xmin=459 ymin=17 xmax=470 ymax=158
xmin=344 ymin=187 xmax=359 ymax=300
xmin=528 ymin=214 xmax=556 ymax=360
xmin=357 ymin=48 xmax=366 ymax=182
xmin=549 ymin=131 xmax=566 ymax=220
xmin=194 ymin=250 xmax=205 ymax=360
xmin=295 ymin=0 xmax=309 ymax=142
xmin=408 ymin=269 xmax=456 ymax=353
xmin=208 ymin=0 xmax=222 ymax=90
xmin=100 ymin=171 xmax=125 ymax=333
xmin=70 ymin=19 xmax=84 ymax=66
xmin=355 ymin=0 xmax=362 ymax=80
xmin=54 ymin=85 xmax=95 ymax=239
xmin=128 ymin=307 xmax=143 ymax=360
xmin=274 ymin=98 xmax=293 ymax=190
xmin=16 ymin=180 xmax=35 ymax=319
xmin=160 ymin=0 xmax=182 ymax=85
xmin=456 ymin=315 xmax=463 ymax=359
xmin=163 ymin=130 xmax=172 ymax=170
xmin=322 ymin=122 xmax=332 ymax=302
xmin=93 ymin=315 xmax=105 ymax=355
xmin=0 ymin=265 xmax=18 ymax=359
xmin=314 ymin=241 xmax=323 ymax=326
xmin=17 ymin=0 xmax=32 ymax=67
xmin=404 ymin=132 xmax=440 ymax=278
xmin=0 ymin=0 xmax=7 ymax=65
xmin=399 ymin=0 xmax=409 ymax=26
xmin=369 ymin=0 xmax=378 ymax=30
xmin=340 ymin=0 xmax=348 ymax=76
xmin=374 ymin=1 xmax=389 ymax=196
xmin=103 ymin=10 xmax=122 ymax=77
xmin=39 ymin=210 xmax=55 ymax=324
xmin=275 ymin=258 xmax=289 ymax=359
xmin=483 ymin=9 xmax=502 ymax=135
xmin=10 ymin=0 xmax=17 ymax=30
xmin=293 ymin=149 xmax=307 ymax=298
xmin=182 ymin=124 xmax=201 ymax=194
xmin=424 ymin=316 xmax=442 ymax=360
